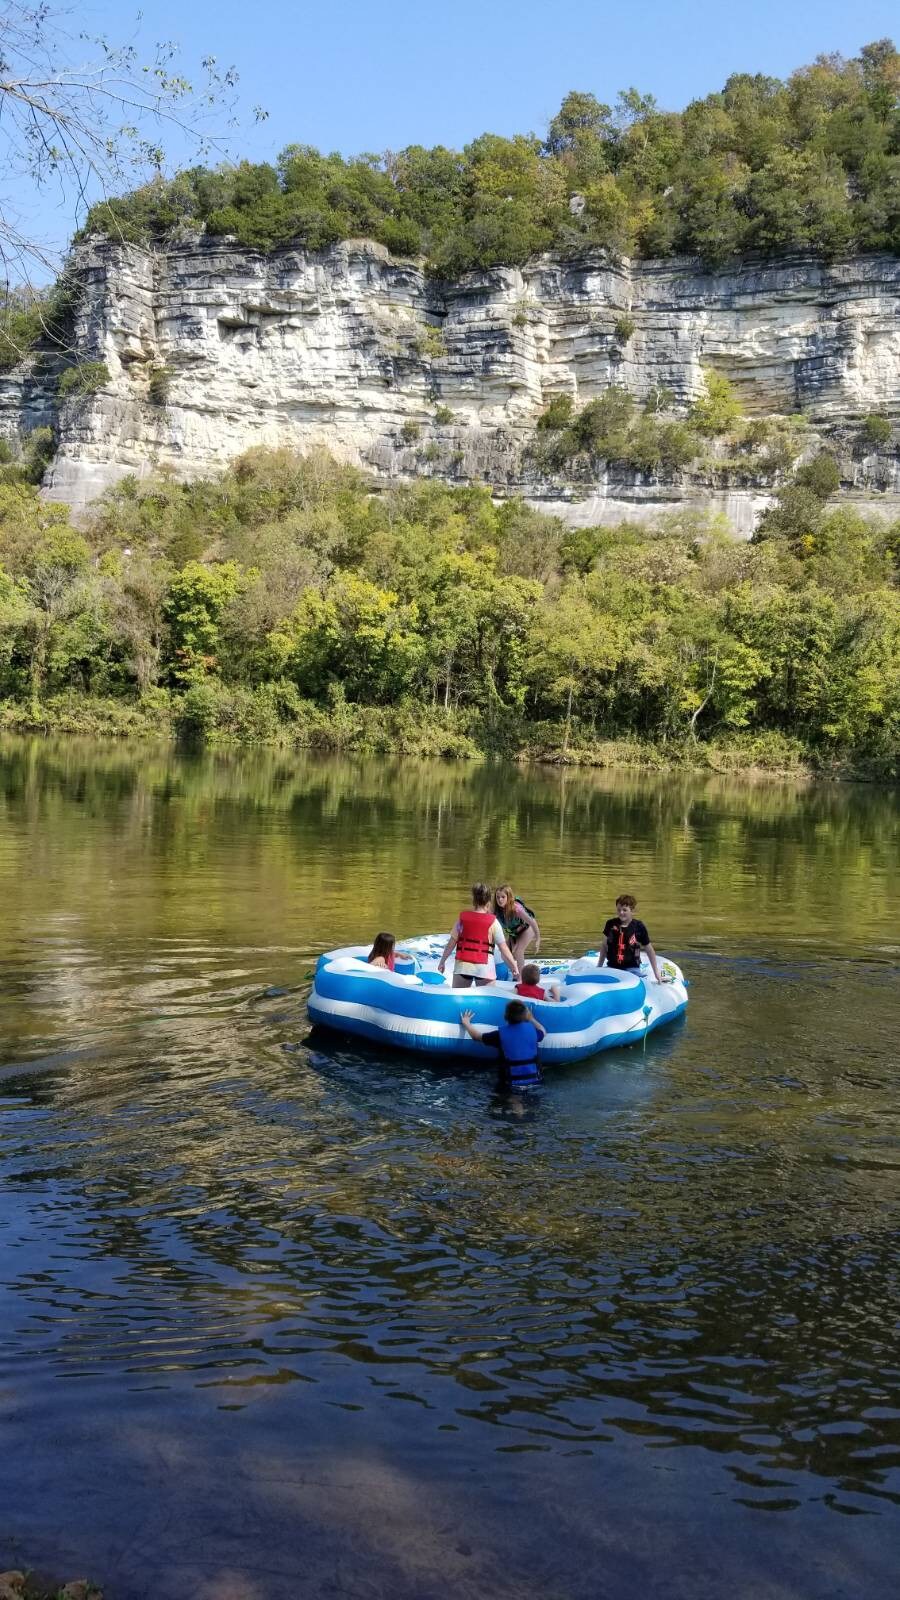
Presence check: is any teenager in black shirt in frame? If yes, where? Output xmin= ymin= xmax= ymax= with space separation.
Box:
xmin=598 ymin=894 xmax=667 ymax=983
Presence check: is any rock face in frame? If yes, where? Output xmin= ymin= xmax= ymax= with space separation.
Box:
xmin=3 ymin=236 xmax=900 ymax=529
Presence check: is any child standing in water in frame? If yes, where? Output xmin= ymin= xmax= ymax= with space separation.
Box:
xmin=439 ymin=883 xmax=520 ymax=988
xmin=460 ymin=1000 xmax=546 ymax=1089
xmin=493 ymin=883 xmax=541 ymax=971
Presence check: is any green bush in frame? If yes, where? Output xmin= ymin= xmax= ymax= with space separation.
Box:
xmin=415 ymin=326 xmax=446 ymax=360
xmin=148 ymin=366 xmax=173 ymax=406
xmin=690 ymin=371 xmax=743 ymax=436
xmin=537 ymin=395 xmax=574 ymax=431
xmin=613 ymin=315 xmax=636 ymax=345
xmin=400 ymin=419 xmax=421 ymax=444
xmin=58 ymin=361 xmax=110 ymax=399
xmin=434 ymin=404 xmax=455 ymax=425
xmin=796 ymin=452 xmax=841 ymax=498
xmin=861 ymin=414 xmax=892 ymax=448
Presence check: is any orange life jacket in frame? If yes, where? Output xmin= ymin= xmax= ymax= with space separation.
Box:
xmin=456 ymin=908 xmax=496 ymax=965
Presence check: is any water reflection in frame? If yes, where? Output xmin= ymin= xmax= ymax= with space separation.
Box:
xmin=0 ymin=740 xmax=898 ymax=1596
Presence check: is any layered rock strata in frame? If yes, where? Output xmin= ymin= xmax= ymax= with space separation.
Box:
xmin=2 ymin=237 xmax=899 ymax=530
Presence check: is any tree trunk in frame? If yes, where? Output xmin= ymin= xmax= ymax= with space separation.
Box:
xmin=688 ymin=646 xmax=719 ymax=741
xmin=563 ymin=682 xmax=573 ymax=753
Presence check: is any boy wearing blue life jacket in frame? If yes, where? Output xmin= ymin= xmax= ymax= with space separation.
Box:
xmin=460 ymin=1000 xmax=546 ymax=1089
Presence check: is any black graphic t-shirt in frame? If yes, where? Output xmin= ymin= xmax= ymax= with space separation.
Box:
xmin=603 ymin=917 xmax=650 ymax=969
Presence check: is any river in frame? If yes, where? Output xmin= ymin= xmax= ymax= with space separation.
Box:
xmin=0 ymin=739 xmax=897 ymax=1599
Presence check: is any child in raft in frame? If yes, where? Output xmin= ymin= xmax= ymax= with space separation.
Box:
xmin=367 ymin=932 xmax=397 ymax=969
xmin=597 ymin=895 xmax=667 ymax=983
xmin=438 ymin=882 xmax=520 ymax=988
xmin=516 ymin=962 xmax=561 ymax=1002
xmin=493 ymin=884 xmax=541 ymax=971
xmin=460 ymin=1000 xmax=546 ymax=1089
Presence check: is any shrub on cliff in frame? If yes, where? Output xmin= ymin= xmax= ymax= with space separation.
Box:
xmin=861 ymin=414 xmax=893 ymax=448
xmin=58 ymin=361 xmax=110 ymax=399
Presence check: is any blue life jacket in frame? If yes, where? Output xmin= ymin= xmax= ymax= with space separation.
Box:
xmin=498 ymin=1021 xmax=541 ymax=1083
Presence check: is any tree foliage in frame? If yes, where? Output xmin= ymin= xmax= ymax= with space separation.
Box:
xmin=83 ymin=39 xmax=900 ymax=271
xmin=0 ymin=446 xmax=896 ymax=771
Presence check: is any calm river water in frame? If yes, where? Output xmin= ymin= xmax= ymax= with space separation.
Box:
xmin=0 ymin=739 xmax=898 ymax=1600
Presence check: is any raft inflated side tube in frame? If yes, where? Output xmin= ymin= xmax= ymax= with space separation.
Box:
xmin=307 ymin=936 xmax=688 ymax=1065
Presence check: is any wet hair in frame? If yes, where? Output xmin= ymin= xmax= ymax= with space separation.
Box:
xmin=471 ymin=881 xmax=492 ymax=909
xmin=493 ymin=882 xmax=517 ymax=921
xmin=616 ymin=894 xmax=637 ymax=910
xmin=504 ymin=999 xmax=529 ymax=1024
xmin=521 ymin=963 xmax=540 ymax=985
xmin=367 ymin=932 xmax=396 ymax=963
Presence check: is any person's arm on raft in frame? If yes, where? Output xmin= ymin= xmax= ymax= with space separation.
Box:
xmin=596 ymin=935 xmax=608 ymax=968
xmin=496 ymin=930 xmax=520 ymax=981
xmin=522 ymin=1007 xmax=546 ymax=1042
xmin=460 ymin=1009 xmax=546 ymax=1044
xmin=460 ymin=1010 xmax=486 ymax=1042
xmin=641 ymin=940 xmax=666 ymax=983
xmin=438 ymin=924 xmax=460 ymax=975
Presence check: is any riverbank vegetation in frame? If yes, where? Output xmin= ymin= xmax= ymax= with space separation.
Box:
xmin=82 ymin=39 xmax=900 ymax=272
xmin=0 ymin=447 xmax=897 ymax=777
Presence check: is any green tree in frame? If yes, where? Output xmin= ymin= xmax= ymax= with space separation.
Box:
xmin=163 ymin=561 xmax=245 ymax=683
xmin=690 ymin=371 xmax=743 ymax=435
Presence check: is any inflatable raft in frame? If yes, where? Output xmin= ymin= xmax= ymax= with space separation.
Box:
xmin=308 ymin=934 xmax=688 ymax=1065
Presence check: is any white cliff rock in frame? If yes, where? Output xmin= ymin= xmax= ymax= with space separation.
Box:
xmin=2 ymin=236 xmax=900 ymax=530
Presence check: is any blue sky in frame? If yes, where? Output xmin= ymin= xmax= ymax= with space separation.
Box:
xmin=15 ymin=0 xmax=900 ymax=267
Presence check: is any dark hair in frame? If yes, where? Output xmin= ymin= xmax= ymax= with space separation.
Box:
xmin=616 ymin=893 xmax=637 ymax=909
xmin=367 ymin=932 xmax=396 ymax=963
xmin=471 ymin=881 xmax=492 ymax=908
xmin=504 ymin=999 xmax=529 ymax=1023
xmin=521 ymin=963 xmax=540 ymax=984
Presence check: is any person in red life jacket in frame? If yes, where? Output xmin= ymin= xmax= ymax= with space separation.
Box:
xmin=438 ymin=882 xmax=520 ymax=988
xmin=516 ymin=962 xmax=561 ymax=1002
xmin=493 ymin=883 xmax=541 ymax=971
xmin=460 ymin=1000 xmax=546 ymax=1089
xmin=367 ymin=932 xmax=397 ymax=970
xmin=597 ymin=895 xmax=667 ymax=983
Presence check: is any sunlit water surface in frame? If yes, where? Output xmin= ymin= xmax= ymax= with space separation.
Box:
xmin=0 ymin=740 xmax=898 ymax=1599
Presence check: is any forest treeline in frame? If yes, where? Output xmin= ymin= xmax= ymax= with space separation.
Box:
xmin=0 ymin=447 xmax=897 ymax=776
xmin=80 ymin=40 xmax=900 ymax=273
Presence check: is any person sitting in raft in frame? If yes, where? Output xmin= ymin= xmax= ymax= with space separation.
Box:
xmin=438 ymin=882 xmax=520 ymax=988
xmin=460 ymin=1001 xmax=546 ymax=1089
xmin=367 ymin=932 xmax=397 ymax=969
xmin=516 ymin=962 xmax=561 ymax=1002
xmin=597 ymin=895 xmax=667 ymax=983
xmin=493 ymin=883 xmax=540 ymax=971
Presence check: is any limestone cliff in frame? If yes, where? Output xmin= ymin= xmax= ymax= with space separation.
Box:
xmin=2 ymin=236 xmax=900 ymax=531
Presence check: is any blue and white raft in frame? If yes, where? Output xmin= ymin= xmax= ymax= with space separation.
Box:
xmin=308 ymin=934 xmax=688 ymax=1065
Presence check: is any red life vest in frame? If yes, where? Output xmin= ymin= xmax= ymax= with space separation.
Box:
xmin=456 ymin=909 xmax=496 ymax=965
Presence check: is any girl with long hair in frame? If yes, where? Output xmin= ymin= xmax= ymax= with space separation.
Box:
xmin=493 ymin=883 xmax=540 ymax=971
xmin=367 ymin=932 xmax=397 ymax=970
